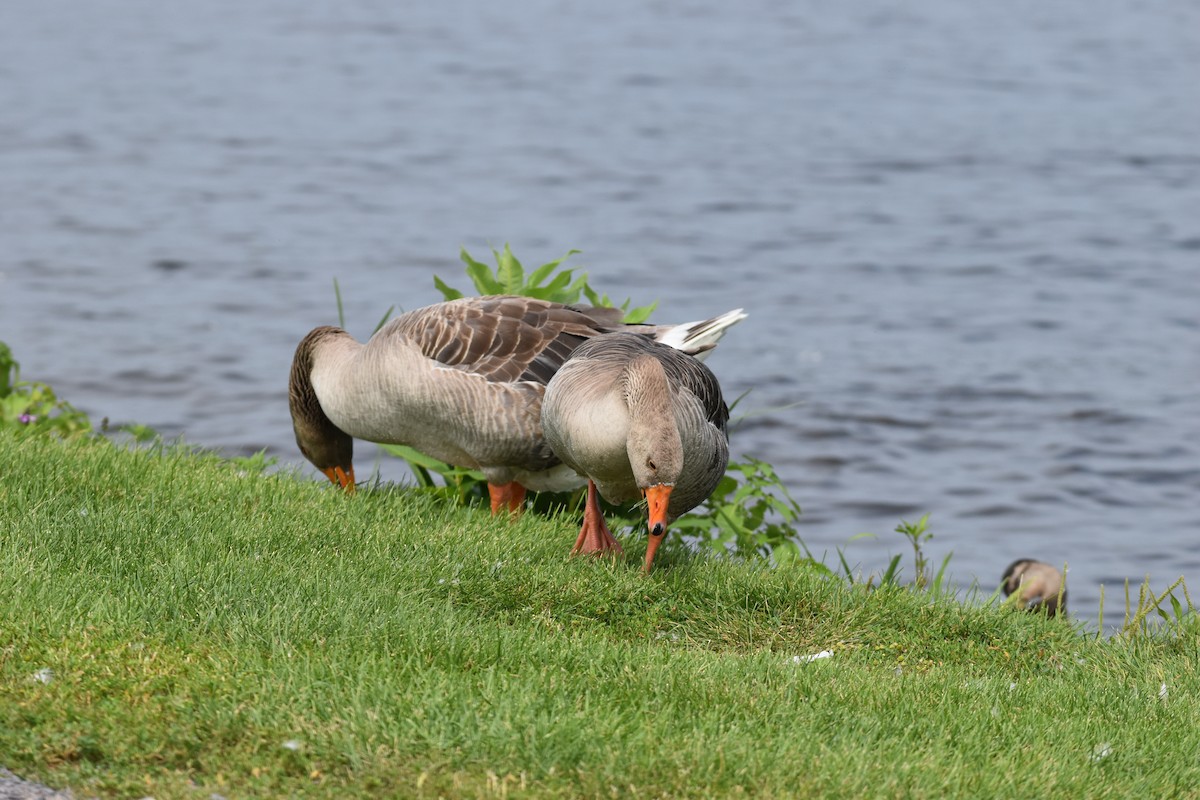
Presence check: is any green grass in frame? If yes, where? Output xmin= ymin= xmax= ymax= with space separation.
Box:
xmin=2 ymin=431 xmax=1198 ymax=798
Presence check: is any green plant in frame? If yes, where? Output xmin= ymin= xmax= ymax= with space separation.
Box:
xmin=0 ymin=341 xmax=92 ymax=438
xmin=838 ymin=513 xmax=952 ymax=594
xmin=436 ymin=244 xmax=658 ymax=322
xmin=380 ymin=443 xmax=489 ymax=506
xmin=1111 ymin=575 xmax=1198 ymax=639
xmin=672 ymin=456 xmax=822 ymax=570
xmin=896 ymin=513 xmax=933 ymax=590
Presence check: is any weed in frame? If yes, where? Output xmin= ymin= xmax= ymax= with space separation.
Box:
xmin=0 ymin=341 xmax=92 ymax=439
xmin=437 ymin=244 xmax=658 ymax=322
xmin=1114 ymin=575 xmax=1198 ymax=639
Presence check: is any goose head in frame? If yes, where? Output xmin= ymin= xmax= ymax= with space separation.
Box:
xmin=624 ymin=354 xmax=685 ymax=572
xmin=289 ymin=326 xmax=356 ymax=492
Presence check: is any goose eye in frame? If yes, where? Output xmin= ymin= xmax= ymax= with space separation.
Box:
xmin=646 ymin=458 xmax=657 ymax=471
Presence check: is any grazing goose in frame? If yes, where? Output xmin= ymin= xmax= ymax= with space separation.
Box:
xmin=541 ymin=332 xmax=731 ymax=573
xmin=289 ymin=295 xmax=745 ymax=515
xmin=1001 ymin=559 xmax=1067 ymax=617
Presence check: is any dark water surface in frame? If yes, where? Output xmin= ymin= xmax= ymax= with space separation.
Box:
xmin=4 ymin=0 xmax=1198 ymax=625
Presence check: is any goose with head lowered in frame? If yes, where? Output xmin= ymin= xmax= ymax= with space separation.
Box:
xmin=1001 ymin=558 xmax=1067 ymax=617
xmin=289 ymin=295 xmax=745 ymax=515
xmin=541 ymin=331 xmax=733 ymax=572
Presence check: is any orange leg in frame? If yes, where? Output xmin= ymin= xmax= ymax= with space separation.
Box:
xmin=507 ymin=483 xmax=527 ymax=514
xmin=488 ymin=481 xmax=526 ymax=517
xmin=571 ymin=481 xmax=624 ymax=557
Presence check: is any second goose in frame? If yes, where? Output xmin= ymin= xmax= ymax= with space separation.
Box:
xmin=541 ymin=332 xmax=732 ymax=572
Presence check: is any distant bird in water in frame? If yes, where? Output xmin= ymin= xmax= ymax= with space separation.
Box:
xmin=1001 ymin=559 xmax=1067 ymax=617
xmin=541 ymin=332 xmax=732 ymax=573
xmin=289 ymin=295 xmax=745 ymax=516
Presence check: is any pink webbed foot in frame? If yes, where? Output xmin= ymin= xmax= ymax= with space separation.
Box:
xmin=571 ymin=481 xmax=624 ymax=557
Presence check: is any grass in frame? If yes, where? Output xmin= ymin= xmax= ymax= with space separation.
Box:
xmin=2 ymin=431 xmax=1199 ymax=798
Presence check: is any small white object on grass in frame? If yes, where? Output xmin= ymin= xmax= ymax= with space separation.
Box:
xmin=791 ymin=650 xmax=833 ymax=664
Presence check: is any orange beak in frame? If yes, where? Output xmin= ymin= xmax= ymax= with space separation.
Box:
xmin=321 ymin=465 xmax=356 ymax=494
xmin=642 ymin=483 xmax=673 ymax=573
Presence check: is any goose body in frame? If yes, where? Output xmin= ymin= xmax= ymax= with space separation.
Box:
xmin=1001 ymin=559 xmax=1067 ymax=617
xmin=289 ymin=295 xmax=744 ymax=514
xmin=541 ymin=332 xmax=731 ymax=571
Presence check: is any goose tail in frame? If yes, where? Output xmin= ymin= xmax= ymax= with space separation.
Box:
xmin=653 ymin=308 xmax=747 ymax=358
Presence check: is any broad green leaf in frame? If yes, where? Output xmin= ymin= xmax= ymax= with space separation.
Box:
xmin=496 ymin=244 xmax=525 ymax=292
xmin=379 ymin=444 xmax=455 ymax=471
xmin=460 ymin=247 xmax=504 ymax=294
xmin=527 ymin=250 xmax=581 ymax=288
xmin=433 ymin=274 xmax=464 ymax=301
xmin=564 ymin=274 xmax=592 ymax=304
xmin=622 ymin=302 xmax=658 ymax=324
xmin=538 ymin=270 xmax=575 ymax=300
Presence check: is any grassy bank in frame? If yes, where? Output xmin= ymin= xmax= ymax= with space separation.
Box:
xmin=1 ymin=431 xmax=1197 ymax=798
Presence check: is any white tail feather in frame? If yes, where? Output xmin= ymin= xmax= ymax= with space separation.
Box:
xmin=653 ymin=308 xmax=747 ymax=358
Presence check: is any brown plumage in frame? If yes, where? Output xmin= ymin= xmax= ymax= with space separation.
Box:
xmin=289 ymin=295 xmax=745 ymax=516
xmin=1001 ymin=559 xmax=1067 ymax=617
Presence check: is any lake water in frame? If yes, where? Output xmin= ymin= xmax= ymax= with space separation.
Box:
xmin=3 ymin=0 xmax=1198 ymax=627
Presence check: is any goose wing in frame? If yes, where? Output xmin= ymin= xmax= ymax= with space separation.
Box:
xmin=380 ymin=295 xmax=625 ymax=385
xmin=656 ymin=345 xmax=730 ymax=434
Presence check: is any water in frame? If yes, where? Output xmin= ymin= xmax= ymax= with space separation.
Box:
xmin=3 ymin=0 xmax=1198 ymax=626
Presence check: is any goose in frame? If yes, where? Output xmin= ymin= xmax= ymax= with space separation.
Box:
xmin=289 ymin=295 xmax=745 ymax=515
xmin=1001 ymin=559 xmax=1067 ymax=617
xmin=541 ymin=332 xmax=732 ymax=573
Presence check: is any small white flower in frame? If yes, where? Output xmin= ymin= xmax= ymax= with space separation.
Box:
xmin=1091 ymin=742 xmax=1112 ymax=762
xmin=282 ymin=739 xmax=302 ymax=751
xmin=31 ymin=668 xmax=53 ymax=684
xmin=791 ymin=650 xmax=833 ymax=664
